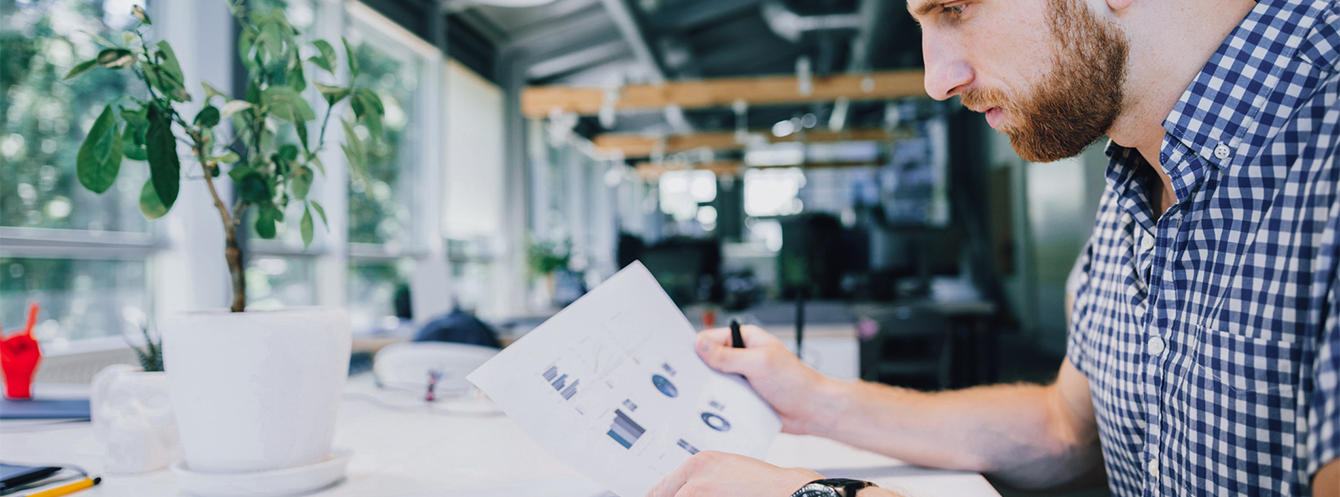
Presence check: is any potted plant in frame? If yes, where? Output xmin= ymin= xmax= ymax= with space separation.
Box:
xmin=525 ymin=234 xmax=571 ymax=307
xmin=90 ymin=322 xmax=178 ymax=474
xmin=65 ymin=2 xmax=384 ymax=482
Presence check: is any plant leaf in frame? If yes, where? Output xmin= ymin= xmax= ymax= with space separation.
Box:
xmin=279 ymin=143 xmax=299 ymax=162
xmin=96 ymin=48 xmax=135 ymax=68
xmin=339 ymin=118 xmax=369 ymax=188
xmin=64 ymin=59 xmax=99 ymax=80
xmin=216 ymin=152 xmax=240 ymax=164
xmin=132 ymin=5 xmax=151 ymax=24
xmin=313 ymin=82 xmax=349 ymax=106
xmin=194 ymin=105 xmax=220 ymax=128
xmin=309 ymin=39 xmax=336 ymax=73
xmin=152 ymin=41 xmax=191 ymax=102
xmin=262 ymin=85 xmax=315 ymax=122
xmin=138 ymin=178 xmax=168 ymax=219
xmin=300 ymin=205 xmax=314 ymax=249
xmin=308 ymin=154 xmax=325 ymax=175
xmin=287 ymin=59 xmax=306 ymax=92
xmin=79 ymin=30 xmax=118 ymax=49
xmin=290 ymin=165 xmax=313 ymax=200
xmin=235 ymin=171 xmax=270 ymax=203
xmin=296 ymin=120 xmax=309 ymax=151
xmin=122 ymin=126 xmax=147 ymax=161
xmin=309 ymin=199 xmax=328 ymax=228
xmin=342 ymin=38 xmax=359 ymax=80
xmin=145 ymin=104 xmax=180 ymax=209
xmin=76 ymin=103 xmax=123 ymax=193
xmin=350 ymin=88 xmax=383 ymax=139
xmin=221 ymin=100 xmax=253 ymax=118
xmin=201 ymin=81 xmax=229 ymax=102
xmin=255 ymin=205 xmax=280 ymax=239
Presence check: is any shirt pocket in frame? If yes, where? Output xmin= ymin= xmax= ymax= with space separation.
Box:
xmin=1194 ymin=325 xmax=1302 ymax=399
xmin=1184 ymin=325 xmax=1302 ymax=494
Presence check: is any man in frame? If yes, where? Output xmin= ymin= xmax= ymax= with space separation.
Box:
xmin=649 ymin=0 xmax=1340 ymax=495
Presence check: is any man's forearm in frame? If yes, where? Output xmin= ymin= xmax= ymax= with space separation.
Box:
xmin=802 ymin=370 xmax=1103 ymax=490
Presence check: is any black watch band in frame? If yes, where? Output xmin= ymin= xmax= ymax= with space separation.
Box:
xmin=797 ymin=478 xmax=877 ymax=497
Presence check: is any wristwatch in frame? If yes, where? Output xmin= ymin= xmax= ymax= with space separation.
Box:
xmin=790 ymin=478 xmax=877 ymax=497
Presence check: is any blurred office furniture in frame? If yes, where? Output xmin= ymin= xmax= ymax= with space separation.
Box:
xmin=719 ymin=270 xmax=764 ymax=311
xmin=414 ymin=307 xmax=503 ymax=349
xmin=373 ymin=342 xmax=498 ymax=397
xmin=748 ymin=301 xmax=859 ymax=381
xmin=630 ymin=237 xmax=721 ymax=305
xmin=779 ymin=214 xmax=870 ymax=300
xmin=857 ymin=305 xmax=953 ymax=390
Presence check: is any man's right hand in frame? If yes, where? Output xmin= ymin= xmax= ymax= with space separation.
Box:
xmin=695 ymin=325 xmax=848 ymax=436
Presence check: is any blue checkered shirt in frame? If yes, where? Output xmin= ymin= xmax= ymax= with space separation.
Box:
xmin=1066 ymin=0 xmax=1340 ymax=495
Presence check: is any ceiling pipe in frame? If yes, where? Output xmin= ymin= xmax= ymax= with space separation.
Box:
xmin=598 ymin=0 xmax=667 ymax=84
xmin=845 ymin=0 xmax=888 ymax=72
xmin=759 ymin=0 xmax=862 ymax=44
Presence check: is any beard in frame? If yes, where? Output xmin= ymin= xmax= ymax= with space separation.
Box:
xmin=961 ymin=0 xmax=1129 ymax=163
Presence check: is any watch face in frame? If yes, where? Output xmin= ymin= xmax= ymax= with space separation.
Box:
xmin=794 ymin=483 xmax=840 ymax=497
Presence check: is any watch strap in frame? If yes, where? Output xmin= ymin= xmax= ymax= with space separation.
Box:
xmin=804 ymin=478 xmax=877 ymax=497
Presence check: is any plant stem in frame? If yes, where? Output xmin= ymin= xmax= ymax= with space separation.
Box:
xmin=224 ymin=222 xmax=247 ymax=313
xmin=194 ymin=130 xmax=248 ymax=312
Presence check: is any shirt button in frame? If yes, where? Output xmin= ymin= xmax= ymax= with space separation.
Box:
xmin=1149 ymin=460 xmax=1160 ymax=478
xmin=1148 ymin=336 xmax=1166 ymax=355
xmin=1214 ymin=143 xmax=1231 ymax=160
xmin=1141 ymin=233 xmax=1155 ymax=251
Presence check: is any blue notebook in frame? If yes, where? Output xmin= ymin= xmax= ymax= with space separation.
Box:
xmin=0 ymin=398 xmax=90 ymax=420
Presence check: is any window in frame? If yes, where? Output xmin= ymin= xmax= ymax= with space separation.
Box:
xmin=0 ymin=0 xmax=154 ymax=344
xmin=343 ymin=3 xmax=440 ymax=331
xmin=345 ymin=21 xmax=421 ymax=250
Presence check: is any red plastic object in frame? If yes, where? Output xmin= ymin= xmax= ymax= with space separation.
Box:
xmin=1 ymin=302 xmax=42 ymax=399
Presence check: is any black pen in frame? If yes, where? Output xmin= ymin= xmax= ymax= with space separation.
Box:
xmin=730 ymin=319 xmax=745 ymax=349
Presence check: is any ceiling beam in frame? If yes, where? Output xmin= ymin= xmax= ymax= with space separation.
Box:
xmin=634 ymin=160 xmax=879 ymax=180
xmin=522 ymin=69 xmax=926 ymax=118
xmin=595 ymin=127 xmax=894 ymax=157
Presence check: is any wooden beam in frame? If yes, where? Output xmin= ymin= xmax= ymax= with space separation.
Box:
xmin=634 ymin=160 xmax=880 ymax=181
xmin=595 ymin=127 xmax=894 ymax=157
xmin=523 ymin=69 xmax=927 ymax=118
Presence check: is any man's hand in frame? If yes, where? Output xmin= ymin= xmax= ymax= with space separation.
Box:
xmin=696 ymin=326 xmax=846 ymax=435
xmin=647 ymin=451 xmax=821 ymax=497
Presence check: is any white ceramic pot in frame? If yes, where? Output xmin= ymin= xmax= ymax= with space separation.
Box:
xmin=91 ymin=364 xmax=180 ymax=474
xmin=163 ymin=307 xmax=350 ymax=474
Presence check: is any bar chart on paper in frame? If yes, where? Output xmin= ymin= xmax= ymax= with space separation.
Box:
xmin=543 ymin=366 xmax=579 ymax=400
xmin=468 ymin=262 xmax=782 ymax=497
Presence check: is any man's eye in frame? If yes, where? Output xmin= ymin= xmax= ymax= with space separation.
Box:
xmin=942 ymin=4 xmax=965 ymax=16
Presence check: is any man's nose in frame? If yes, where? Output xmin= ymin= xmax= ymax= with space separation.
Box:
xmin=922 ymin=33 xmax=973 ymax=100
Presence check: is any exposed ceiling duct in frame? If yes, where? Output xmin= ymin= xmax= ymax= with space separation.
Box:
xmin=759 ymin=0 xmax=862 ymax=43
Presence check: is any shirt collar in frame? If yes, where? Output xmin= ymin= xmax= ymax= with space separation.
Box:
xmin=1107 ymin=0 xmax=1318 ymax=202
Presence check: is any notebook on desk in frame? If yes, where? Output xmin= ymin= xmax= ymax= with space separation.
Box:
xmin=0 ymin=398 xmax=90 ymax=420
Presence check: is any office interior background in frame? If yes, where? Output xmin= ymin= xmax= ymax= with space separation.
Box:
xmin=1 ymin=0 xmax=1110 ymax=422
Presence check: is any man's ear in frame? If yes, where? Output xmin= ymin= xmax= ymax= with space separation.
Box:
xmin=1107 ymin=0 xmax=1134 ymax=11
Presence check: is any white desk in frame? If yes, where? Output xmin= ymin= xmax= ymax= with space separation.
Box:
xmin=1 ymin=375 xmax=998 ymax=497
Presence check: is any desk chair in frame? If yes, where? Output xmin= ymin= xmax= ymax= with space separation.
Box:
xmin=859 ymin=305 xmax=953 ymax=390
xmin=373 ymin=342 xmax=498 ymax=398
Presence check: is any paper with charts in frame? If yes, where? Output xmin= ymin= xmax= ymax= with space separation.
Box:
xmin=467 ymin=261 xmax=782 ymax=497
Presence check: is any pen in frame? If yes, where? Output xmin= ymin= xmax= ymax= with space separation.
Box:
xmin=730 ymin=319 xmax=744 ymax=349
xmin=24 ymin=476 xmax=100 ymax=497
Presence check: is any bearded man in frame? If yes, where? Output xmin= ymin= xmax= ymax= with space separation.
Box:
xmin=649 ymin=0 xmax=1340 ymax=495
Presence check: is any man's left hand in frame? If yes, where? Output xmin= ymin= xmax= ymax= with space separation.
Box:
xmin=648 ymin=451 xmax=821 ymax=497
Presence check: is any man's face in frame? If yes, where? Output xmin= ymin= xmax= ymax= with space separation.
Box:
xmin=912 ymin=0 xmax=1129 ymax=162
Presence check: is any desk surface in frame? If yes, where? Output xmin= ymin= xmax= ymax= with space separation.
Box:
xmin=1 ymin=376 xmax=998 ymax=497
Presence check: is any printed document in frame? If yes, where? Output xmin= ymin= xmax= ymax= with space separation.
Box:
xmin=467 ymin=262 xmax=782 ymax=497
